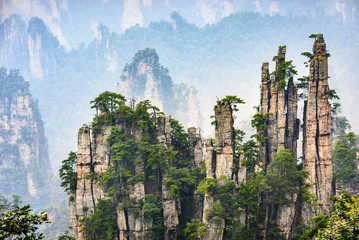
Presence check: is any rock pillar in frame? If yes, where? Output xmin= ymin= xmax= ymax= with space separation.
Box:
xmin=158 ymin=116 xmax=180 ymax=240
xmin=202 ymin=100 xmax=235 ymax=239
xmin=258 ymin=47 xmax=299 ymax=238
xmin=302 ymin=34 xmax=333 ymax=223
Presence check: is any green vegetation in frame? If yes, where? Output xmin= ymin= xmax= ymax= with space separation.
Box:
xmin=64 ymin=92 xmax=205 ymax=239
xmin=0 ymin=67 xmax=52 ymax=211
xmin=0 ymin=196 xmax=50 ymax=239
xmin=184 ymin=219 xmax=206 ymax=239
xmin=81 ymin=199 xmax=117 ymax=240
xmin=270 ymin=52 xmax=297 ymax=90
xmin=333 ymin=132 xmax=359 ymax=191
xmin=59 ymin=152 xmax=77 ymax=193
xmin=302 ymin=193 xmax=359 ymax=240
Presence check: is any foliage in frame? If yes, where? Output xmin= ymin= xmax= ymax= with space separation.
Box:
xmin=42 ymin=200 xmax=71 ymax=240
xmin=141 ymin=194 xmax=162 ymax=219
xmin=81 ymin=199 xmax=117 ymax=240
xmin=183 ymin=219 xmax=206 ymax=239
xmin=0 ymin=203 xmax=50 ymax=239
xmin=296 ymin=76 xmax=309 ymax=100
xmin=308 ymin=34 xmax=319 ymax=39
xmin=270 ymin=48 xmax=297 ymax=90
xmin=165 ymin=167 xmax=197 ymax=198
xmin=302 ymin=193 xmax=359 ymax=239
xmin=59 ymin=152 xmax=77 ymax=193
xmin=57 ymin=231 xmax=75 ymax=240
xmin=332 ymin=132 xmax=359 ymax=190
xmin=90 ymin=91 xmax=125 ymax=113
xmin=251 ymin=112 xmax=270 ymax=143
xmin=267 ymin=149 xmax=312 ymax=202
xmin=290 ymin=224 xmax=310 ymax=240
xmin=220 ymin=95 xmax=245 ymax=112
xmin=0 ymin=68 xmax=30 ymax=98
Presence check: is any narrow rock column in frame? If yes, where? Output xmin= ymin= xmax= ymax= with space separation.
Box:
xmin=214 ymin=101 xmax=234 ymax=179
xmin=73 ymin=126 xmax=94 ymax=240
xmin=188 ymin=127 xmax=204 ymax=219
xmin=202 ymin=140 xmax=225 ymax=240
xmin=202 ymin=100 xmax=235 ymax=239
xmin=158 ymin=116 xmax=180 ymax=240
xmin=286 ymin=77 xmax=299 ymax=160
xmin=276 ymin=46 xmax=287 ymax=150
xmin=303 ymin=34 xmax=333 ymax=223
xmin=258 ymin=47 xmax=300 ymax=238
xmin=259 ymin=62 xmax=270 ymax=166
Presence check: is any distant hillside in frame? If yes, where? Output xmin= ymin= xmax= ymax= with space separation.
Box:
xmin=0 ymin=12 xmax=358 ymax=170
xmin=0 ymin=68 xmax=53 ymax=209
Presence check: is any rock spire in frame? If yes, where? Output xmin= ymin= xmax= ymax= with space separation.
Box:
xmin=302 ymin=34 xmax=334 ymax=222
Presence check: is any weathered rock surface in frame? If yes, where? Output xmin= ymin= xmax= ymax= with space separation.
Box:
xmin=302 ymin=34 xmax=334 ymax=223
xmin=259 ymin=47 xmax=299 ymax=167
xmin=0 ymin=68 xmax=52 ymax=209
xmin=258 ymin=47 xmax=299 ymax=238
xmin=202 ymin=100 xmax=235 ymax=239
xmin=69 ymin=110 xmax=203 ymax=239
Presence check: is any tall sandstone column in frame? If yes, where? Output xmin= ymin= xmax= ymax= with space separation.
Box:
xmin=258 ymin=46 xmax=299 ymax=238
xmin=158 ymin=116 xmax=180 ymax=240
xmin=202 ymin=101 xmax=235 ymax=239
xmin=260 ymin=46 xmax=298 ymax=168
xmin=302 ymin=34 xmax=333 ymax=223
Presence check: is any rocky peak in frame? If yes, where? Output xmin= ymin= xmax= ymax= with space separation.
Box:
xmin=312 ymin=33 xmax=326 ymax=57
xmin=0 ymin=68 xmax=52 ymax=209
xmin=118 ymin=48 xmax=201 ymax=128
xmin=302 ymin=33 xmax=333 ymax=223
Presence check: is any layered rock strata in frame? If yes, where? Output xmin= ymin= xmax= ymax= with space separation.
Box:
xmin=0 ymin=68 xmax=51 ymax=209
xmin=202 ymin=101 xmax=235 ymax=239
xmin=258 ymin=47 xmax=299 ymax=238
xmin=259 ymin=46 xmax=299 ymax=168
xmin=302 ymin=34 xmax=333 ymax=223
xmin=69 ymin=112 xmax=203 ymax=239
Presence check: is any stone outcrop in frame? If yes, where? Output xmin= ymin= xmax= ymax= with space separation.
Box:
xmin=302 ymin=34 xmax=334 ymax=223
xmin=258 ymin=47 xmax=299 ymax=238
xmin=259 ymin=46 xmax=299 ymax=168
xmin=69 ymin=108 xmax=203 ymax=239
xmin=117 ymin=48 xmax=201 ymax=129
xmin=158 ymin=116 xmax=180 ymax=240
xmin=202 ymin=100 xmax=235 ymax=239
xmin=0 ymin=68 xmax=52 ymax=209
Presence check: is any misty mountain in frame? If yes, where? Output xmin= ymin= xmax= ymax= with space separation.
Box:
xmin=0 ymin=10 xmax=358 ymax=171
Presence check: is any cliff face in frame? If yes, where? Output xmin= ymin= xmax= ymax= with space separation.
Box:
xmin=0 ymin=68 xmax=51 ymax=209
xmin=259 ymin=46 xmax=299 ymax=168
xmin=202 ymin=101 xmax=235 ymax=239
xmin=258 ymin=47 xmax=300 ymax=238
xmin=302 ymin=34 xmax=333 ymax=223
xmin=69 ymin=98 xmax=202 ymax=240
xmin=117 ymin=48 xmax=201 ymax=129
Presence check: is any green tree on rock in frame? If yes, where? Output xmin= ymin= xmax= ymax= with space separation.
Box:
xmin=302 ymin=193 xmax=359 ymax=240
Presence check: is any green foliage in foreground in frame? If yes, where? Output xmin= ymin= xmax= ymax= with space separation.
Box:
xmin=333 ymin=132 xmax=359 ymax=190
xmin=302 ymin=193 xmax=359 ymax=240
xmin=59 ymin=151 xmax=77 ymax=193
xmin=0 ymin=203 xmax=49 ymax=239
xmin=81 ymin=199 xmax=117 ymax=240
xmin=184 ymin=219 xmax=206 ymax=239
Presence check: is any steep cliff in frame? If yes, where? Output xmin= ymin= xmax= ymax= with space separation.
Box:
xmin=258 ymin=47 xmax=300 ymax=237
xmin=302 ymin=34 xmax=334 ymax=223
xmin=0 ymin=68 xmax=52 ymax=209
xmin=202 ymin=100 xmax=235 ymax=239
xmin=68 ymin=92 xmax=203 ymax=239
xmin=117 ymin=48 xmax=201 ymax=129
xmin=259 ymin=46 xmax=299 ymax=168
